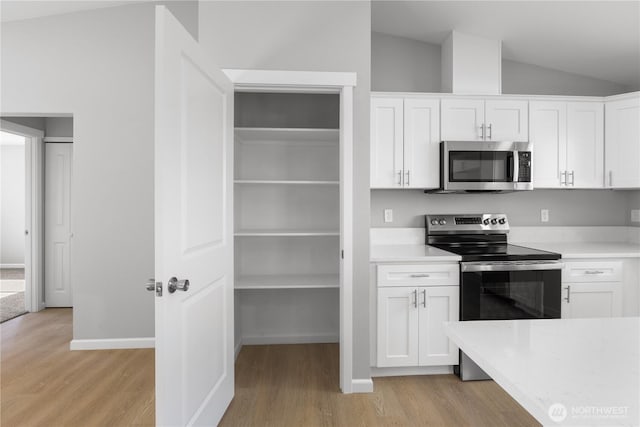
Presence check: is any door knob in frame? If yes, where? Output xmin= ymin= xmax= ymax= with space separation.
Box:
xmin=168 ymin=277 xmax=189 ymax=293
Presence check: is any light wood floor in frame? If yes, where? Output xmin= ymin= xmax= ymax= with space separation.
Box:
xmin=2 ymin=309 xmax=539 ymax=426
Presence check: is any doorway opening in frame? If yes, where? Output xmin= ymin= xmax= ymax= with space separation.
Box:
xmin=0 ymin=130 xmax=28 ymax=322
xmin=0 ymin=116 xmax=74 ymax=323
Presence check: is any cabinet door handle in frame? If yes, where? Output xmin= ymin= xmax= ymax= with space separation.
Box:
xmin=609 ymin=170 xmax=613 ymax=187
xmin=479 ymin=123 xmax=485 ymax=140
xmin=564 ymin=285 xmax=571 ymax=303
xmin=421 ymin=289 xmax=426 ymax=308
xmin=405 ymin=170 xmax=410 ymax=186
xmin=397 ymin=170 xmax=403 ymax=186
xmin=560 ymin=171 xmax=567 ymax=185
xmin=569 ymin=170 xmax=575 ymax=186
xmin=413 ymin=289 xmax=418 ymax=308
xmin=487 ymin=123 xmax=493 ymax=140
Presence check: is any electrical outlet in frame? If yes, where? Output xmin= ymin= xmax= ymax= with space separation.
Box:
xmin=541 ymin=209 xmax=549 ymax=223
xmin=383 ymin=209 xmax=393 ymax=223
xmin=631 ymin=209 xmax=640 ymax=223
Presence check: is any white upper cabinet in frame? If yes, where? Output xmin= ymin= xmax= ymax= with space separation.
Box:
xmin=531 ymin=100 xmax=604 ymax=188
xmin=530 ymin=101 xmax=567 ymax=188
xmin=441 ymin=98 xmax=528 ymax=142
xmin=605 ymin=95 xmax=640 ymax=188
xmin=485 ymin=100 xmax=529 ymax=141
xmin=371 ymin=97 xmax=404 ymax=188
xmin=371 ymin=96 xmax=440 ymax=189
xmin=403 ymin=98 xmax=440 ymax=188
xmin=440 ymin=99 xmax=485 ymax=141
xmin=567 ymin=102 xmax=604 ymax=188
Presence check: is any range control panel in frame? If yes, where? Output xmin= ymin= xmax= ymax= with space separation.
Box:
xmin=426 ymin=214 xmax=509 ymax=234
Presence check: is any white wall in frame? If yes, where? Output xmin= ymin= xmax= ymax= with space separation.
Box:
xmin=628 ymin=191 xmax=640 ymax=227
xmin=199 ymin=1 xmax=372 ymax=380
xmin=371 ymin=190 xmax=631 ymax=228
xmin=0 ymin=143 xmax=26 ymax=266
xmin=371 ymin=32 xmax=630 ymax=96
xmin=372 ymin=32 xmax=440 ymax=93
xmin=1 ymin=1 xmax=198 ymax=340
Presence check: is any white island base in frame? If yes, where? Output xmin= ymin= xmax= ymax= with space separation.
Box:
xmin=445 ymin=318 xmax=639 ymax=426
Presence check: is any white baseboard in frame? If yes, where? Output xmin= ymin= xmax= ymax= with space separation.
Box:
xmin=241 ymin=333 xmax=339 ymax=345
xmin=371 ymin=365 xmax=453 ymax=377
xmin=0 ymin=263 xmax=25 ymax=269
xmin=351 ymin=378 xmax=374 ymax=393
xmin=234 ymin=338 xmax=243 ymax=360
xmin=70 ymin=337 xmax=155 ymax=350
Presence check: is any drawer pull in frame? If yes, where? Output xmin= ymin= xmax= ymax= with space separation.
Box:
xmin=584 ymin=270 xmax=604 ymax=275
xmin=409 ymin=273 xmax=431 ymax=278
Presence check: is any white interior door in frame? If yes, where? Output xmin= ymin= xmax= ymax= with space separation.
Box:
xmin=44 ymin=143 xmax=72 ymax=307
xmin=154 ymin=6 xmax=234 ymax=426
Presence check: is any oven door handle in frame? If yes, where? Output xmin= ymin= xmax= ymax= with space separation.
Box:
xmin=461 ymin=261 xmax=563 ymax=272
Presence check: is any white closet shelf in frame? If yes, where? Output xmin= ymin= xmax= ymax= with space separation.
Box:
xmin=235 ymin=274 xmax=339 ymax=290
xmin=234 ymin=180 xmax=339 ymax=185
xmin=234 ymin=229 xmax=339 ymax=237
xmin=235 ymin=127 xmax=339 ymax=143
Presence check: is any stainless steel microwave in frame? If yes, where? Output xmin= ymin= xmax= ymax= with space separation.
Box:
xmin=436 ymin=141 xmax=533 ymax=193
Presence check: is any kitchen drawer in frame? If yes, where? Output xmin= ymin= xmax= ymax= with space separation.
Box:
xmin=562 ymin=261 xmax=622 ymax=283
xmin=377 ymin=264 xmax=459 ymax=287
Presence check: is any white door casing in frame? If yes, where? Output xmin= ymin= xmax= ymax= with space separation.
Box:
xmin=154 ymin=6 xmax=234 ymax=426
xmin=44 ymin=143 xmax=73 ymax=307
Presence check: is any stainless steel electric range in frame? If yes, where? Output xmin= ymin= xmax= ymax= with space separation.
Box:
xmin=426 ymin=213 xmax=563 ymax=381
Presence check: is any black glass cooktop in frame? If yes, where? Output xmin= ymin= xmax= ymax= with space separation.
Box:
xmin=429 ymin=243 xmax=561 ymax=262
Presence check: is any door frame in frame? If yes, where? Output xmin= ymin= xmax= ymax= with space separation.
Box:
xmin=0 ymin=119 xmax=45 ymax=312
xmin=223 ymin=69 xmax=357 ymax=393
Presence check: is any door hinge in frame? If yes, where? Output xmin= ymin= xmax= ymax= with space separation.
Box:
xmin=156 ymin=282 xmax=163 ymax=297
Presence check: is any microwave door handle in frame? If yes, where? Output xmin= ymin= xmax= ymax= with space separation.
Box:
xmin=512 ymin=151 xmax=520 ymax=183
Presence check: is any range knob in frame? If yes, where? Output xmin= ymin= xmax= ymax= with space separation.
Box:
xmin=490 ymin=218 xmax=498 ymax=225
xmin=498 ymin=218 xmax=506 ymax=225
xmin=438 ymin=219 xmax=447 ymax=225
xmin=430 ymin=219 xmax=439 ymax=226
xmin=483 ymin=219 xmax=490 ymax=225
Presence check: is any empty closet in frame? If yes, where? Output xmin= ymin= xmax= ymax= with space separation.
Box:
xmin=234 ymin=92 xmax=340 ymax=350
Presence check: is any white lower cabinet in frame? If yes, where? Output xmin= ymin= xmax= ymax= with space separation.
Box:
xmin=561 ymin=260 xmax=623 ymax=319
xmin=377 ymin=284 xmax=459 ymax=367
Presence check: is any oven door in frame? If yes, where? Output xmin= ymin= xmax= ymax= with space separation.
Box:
xmin=442 ymin=141 xmax=533 ymax=191
xmin=460 ymin=261 xmax=562 ymax=320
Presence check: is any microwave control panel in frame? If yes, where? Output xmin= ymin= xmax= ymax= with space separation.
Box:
xmin=518 ymin=152 xmax=531 ymax=182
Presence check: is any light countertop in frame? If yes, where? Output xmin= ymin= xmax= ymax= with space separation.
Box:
xmin=445 ymin=317 xmax=640 ymax=426
xmin=514 ymin=241 xmax=640 ymax=259
xmin=370 ymin=244 xmax=461 ymax=263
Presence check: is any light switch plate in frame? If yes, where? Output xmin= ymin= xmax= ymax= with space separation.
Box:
xmin=384 ymin=209 xmax=393 ymax=223
xmin=540 ymin=209 xmax=549 ymax=223
xmin=631 ymin=209 xmax=640 ymax=223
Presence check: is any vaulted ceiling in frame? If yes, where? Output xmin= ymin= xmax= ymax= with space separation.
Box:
xmin=373 ymin=1 xmax=640 ymax=89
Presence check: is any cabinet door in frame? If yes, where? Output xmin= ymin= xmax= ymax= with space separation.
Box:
xmin=529 ymin=101 xmax=567 ymax=188
xmin=441 ymin=99 xmax=485 ymax=141
xmin=561 ymin=282 xmax=622 ymax=319
xmin=403 ymin=98 xmax=440 ymax=189
xmin=485 ymin=100 xmax=529 ymax=142
xmin=566 ymin=102 xmax=604 ymax=188
xmin=377 ymin=287 xmax=419 ymax=367
xmin=605 ymin=97 xmax=640 ymax=188
xmin=371 ymin=97 xmax=404 ymax=188
xmin=418 ymin=287 xmax=459 ymax=366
